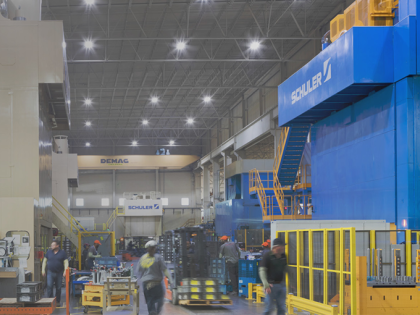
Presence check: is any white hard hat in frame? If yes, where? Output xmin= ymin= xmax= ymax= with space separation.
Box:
xmin=145 ymin=240 xmax=157 ymax=248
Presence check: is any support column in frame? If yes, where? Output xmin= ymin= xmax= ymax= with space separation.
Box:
xmin=242 ymin=94 xmax=247 ymax=128
xmin=155 ymin=169 xmax=159 ymax=192
xmin=212 ymin=160 xmax=220 ymax=202
xmin=202 ymin=165 xmax=211 ymax=209
xmin=221 ymin=153 xmax=227 ymax=201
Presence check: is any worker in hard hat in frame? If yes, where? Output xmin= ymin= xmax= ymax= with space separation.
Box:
xmin=259 ymin=238 xmax=288 ymax=315
xmin=219 ymin=236 xmax=241 ymax=295
xmin=86 ymin=240 xmax=102 ymax=270
xmin=136 ymin=240 xmax=173 ymax=315
xmin=261 ymin=242 xmax=270 ymax=256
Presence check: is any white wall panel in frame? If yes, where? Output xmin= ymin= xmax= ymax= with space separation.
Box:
xmin=71 ymin=170 xmax=196 ymax=214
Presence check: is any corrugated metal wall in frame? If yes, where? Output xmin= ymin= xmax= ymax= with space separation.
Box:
xmin=312 ymin=85 xmax=396 ymax=222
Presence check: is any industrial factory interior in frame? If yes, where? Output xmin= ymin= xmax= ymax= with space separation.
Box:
xmin=0 ymin=0 xmax=418 ymax=314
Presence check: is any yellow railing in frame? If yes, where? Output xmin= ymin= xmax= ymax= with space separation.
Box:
xmin=105 ymin=207 xmax=125 ymax=230
xmin=273 ymin=127 xmax=290 ymax=177
xmin=267 ymin=196 xmax=312 ymax=221
xmin=295 ymin=164 xmax=312 ymax=189
xmin=94 ymin=223 xmax=106 ymax=231
xmin=272 ymin=127 xmax=289 ymax=218
xmin=277 ymin=228 xmax=356 ymax=315
xmin=77 ymin=231 xmax=115 ymax=270
xmin=52 ymin=196 xmax=87 ymax=233
xmin=249 ymin=169 xmax=269 ymax=216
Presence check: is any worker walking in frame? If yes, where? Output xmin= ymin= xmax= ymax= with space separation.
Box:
xmin=136 ymin=240 xmax=173 ymax=315
xmin=86 ymin=240 xmax=102 ymax=270
xmin=219 ymin=236 xmax=241 ymax=295
xmin=42 ymin=240 xmax=68 ymax=306
xmin=259 ymin=238 xmax=288 ymax=315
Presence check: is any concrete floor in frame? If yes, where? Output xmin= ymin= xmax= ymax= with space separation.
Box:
xmin=51 ymin=287 xmax=268 ymax=315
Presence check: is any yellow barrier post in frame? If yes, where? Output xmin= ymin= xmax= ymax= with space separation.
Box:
xmin=350 ymin=227 xmax=356 ymax=315
xmin=296 ymin=231 xmax=301 ymax=297
xmin=78 ymin=232 xmax=82 ymax=270
xmin=370 ymin=230 xmax=376 ymax=276
xmin=323 ymin=229 xmax=328 ymax=305
xmin=309 ymin=230 xmax=314 ymax=301
xmin=285 ymin=231 xmax=289 ymax=294
xmin=406 ymin=229 xmax=412 ymax=277
xmin=339 ymin=229 xmax=344 ymax=315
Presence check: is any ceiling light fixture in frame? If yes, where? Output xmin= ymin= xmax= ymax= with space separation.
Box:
xmin=187 ymin=118 xmax=194 ymax=124
xmin=204 ymin=96 xmax=212 ymax=103
xmin=176 ymin=41 xmax=186 ymax=51
xmin=84 ymin=98 xmax=92 ymax=106
xmin=86 ymin=142 xmax=91 ymax=147
xmin=151 ymin=96 xmax=159 ymax=104
xmin=85 ymin=121 xmax=91 ymax=126
xmin=169 ymin=140 xmax=175 ymax=145
xmin=142 ymin=120 xmax=148 ymax=125
xmin=250 ymin=40 xmax=261 ymax=50
xmin=62 ymin=41 xmax=66 ymax=49
xmin=132 ymin=141 xmax=138 ymax=146
xmin=85 ymin=0 xmax=94 ymax=5
xmin=84 ymin=40 xmax=94 ymax=49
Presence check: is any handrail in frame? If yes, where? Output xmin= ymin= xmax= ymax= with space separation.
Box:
xmin=249 ymin=169 xmax=269 ymax=217
xmin=181 ymin=218 xmax=196 ymax=227
xmin=52 ymin=204 xmax=84 ymax=233
xmin=272 ymin=127 xmax=289 ymax=217
xmin=106 ymin=208 xmax=117 ymax=230
xmin=273 ymin=127 xmax=290 ymax=175
xmin=52 ymin=196 xmax=86 ymax=232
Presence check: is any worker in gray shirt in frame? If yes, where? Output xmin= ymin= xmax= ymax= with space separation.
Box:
xmin=85 ymin=240 xmax=102 ymax=270
xmin=136 ymin=240 xmax=173 ymax=315
xmin=219 ymin=236 xmax=241 ymax=295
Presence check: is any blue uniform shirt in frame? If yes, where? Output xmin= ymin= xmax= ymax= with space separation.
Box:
xmin=45 ymin=249 xmax=67 ymax=273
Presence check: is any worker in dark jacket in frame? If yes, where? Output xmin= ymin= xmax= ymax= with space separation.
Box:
xmin=259 ymin=238 xmax=288 ymax=315
xmin=219 ymin=236 xmax=241 ymax=295
xmin=81 ymin=243 xmax=89 ymax=270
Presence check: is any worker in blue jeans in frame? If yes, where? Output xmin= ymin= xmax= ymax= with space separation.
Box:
xmin=42 ymin=240 xmax=68 ymax=306
xmin=259 ymin=238 xmax=288 ymax=315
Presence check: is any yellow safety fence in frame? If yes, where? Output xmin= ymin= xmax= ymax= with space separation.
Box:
xmin=105 ymin=207 xmax=125 ymax=230
xmin=277 ymin=228 xmax=356 ymax=315
xmin=77 ymin=231 xmax=116 ymax=270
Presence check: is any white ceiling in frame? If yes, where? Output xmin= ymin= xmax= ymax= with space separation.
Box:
xmin=41 ymin=0 xmax=342 ymax=153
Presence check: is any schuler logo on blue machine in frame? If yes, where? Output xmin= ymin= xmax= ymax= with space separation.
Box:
xmin=291 ymin=57 xmax=332 ymax=105
xmin=154 ymin=204 xmax=159 ymax=209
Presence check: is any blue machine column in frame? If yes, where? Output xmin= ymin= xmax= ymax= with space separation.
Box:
xmin=395 ymin=77 xmax=420 ymax=229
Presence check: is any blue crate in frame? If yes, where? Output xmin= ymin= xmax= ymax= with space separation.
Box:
xmin=209 ymin=273 xmax=228 ymax=284
xmin=95 ymin=257 xmax=119 ymax=267
xmin=238 ymin=277 xmax=261 ymax=297
xmin=238 ymin=259 xmax=260 ymax=279
xmin=220 ymin=284 xmax=233 ymax=295
xmin=210 ymin=258 xmax=226 ymax=275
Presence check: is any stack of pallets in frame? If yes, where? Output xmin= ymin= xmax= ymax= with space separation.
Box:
xmin=177 ymin=278 xmax=232 ymax=306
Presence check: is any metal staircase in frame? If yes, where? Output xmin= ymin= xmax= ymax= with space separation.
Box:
xmin=249 ymin=125 xmax=311 ymax=221
xmin=275 ymin=125 xmax=311 ymax=186
xmin=52 ymin=196 xmax=86 ymax=248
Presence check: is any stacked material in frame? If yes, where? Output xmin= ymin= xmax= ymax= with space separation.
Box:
xmin=177 ymin=278 xmax=230 ymax=301
xmin=16 ymin=282 xmax=43 ymax=303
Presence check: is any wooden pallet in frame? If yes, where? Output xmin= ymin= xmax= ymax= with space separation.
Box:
xmin=179 ymin=299 xmax=233 ymax=306
xmin=0 ymin=298 xmax=56 ymax=314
